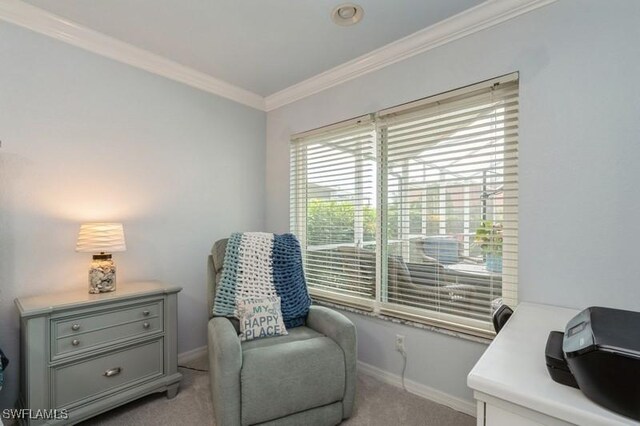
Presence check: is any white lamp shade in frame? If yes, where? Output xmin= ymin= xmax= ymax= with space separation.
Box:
xmin=76 ymin=223 xmax=127 ymax=253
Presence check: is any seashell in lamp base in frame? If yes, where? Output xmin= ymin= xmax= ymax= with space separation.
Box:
xmin=88 ymin=254 xmax=117 ymax=293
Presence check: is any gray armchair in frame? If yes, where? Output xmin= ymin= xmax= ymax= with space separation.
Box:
xmin=207 ymin=239 xmax=357 ymax=426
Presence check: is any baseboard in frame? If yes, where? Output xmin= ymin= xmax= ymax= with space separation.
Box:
xmin=177 ymin=345 xmax=208 ymax=365
xmin=357 ymin=361 xmax=476 ymax=417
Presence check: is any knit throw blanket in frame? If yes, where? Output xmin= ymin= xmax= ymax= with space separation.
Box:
xmin=213 ymin=232 xmax=311 ymax=328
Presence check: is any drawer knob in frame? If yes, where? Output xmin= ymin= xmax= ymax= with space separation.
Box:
xmin=143 ymin=322 xmax=150 ymax=329
xmin=72 ymin=339 xmax=80 ymax=346
xmin=71 ymin=323 xmax=81 ymax=331
xmin=143 ymin=310 xmax=150 ymax=316
xmin=103 ymin=367 xmax=122 ymax=377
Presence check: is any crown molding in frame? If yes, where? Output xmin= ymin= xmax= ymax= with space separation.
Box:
xmin=0 ymin=0 xmax=265 ymax=110
xmin=0 ymin=0 xmax=557 ymax=113
xmin=264 ymin=0 xmax=557 ymax=111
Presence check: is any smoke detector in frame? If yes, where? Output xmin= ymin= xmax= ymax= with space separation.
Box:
xmin=331 ymin=3 xmax=364 ymax=26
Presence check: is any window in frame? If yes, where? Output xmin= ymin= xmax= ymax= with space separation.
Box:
xmin=291 ymin=74 xmax=519 ymax=337
xmin=290 ymin=116 xmax=377 ymax=309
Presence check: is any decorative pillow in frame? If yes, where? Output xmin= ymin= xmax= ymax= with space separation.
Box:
xmin=236 ymin=296 xmax=288 ymax=341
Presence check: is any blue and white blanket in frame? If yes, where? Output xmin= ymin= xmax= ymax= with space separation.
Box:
xmin=213 ymin=232 xmax=311 ymax=328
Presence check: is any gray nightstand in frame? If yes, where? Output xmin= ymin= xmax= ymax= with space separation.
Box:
xmin=15 ymin=281 xmax=182 ymax=425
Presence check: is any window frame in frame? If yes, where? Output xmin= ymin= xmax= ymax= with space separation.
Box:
xmin=290 ymin=73 xmax=519 ymax=339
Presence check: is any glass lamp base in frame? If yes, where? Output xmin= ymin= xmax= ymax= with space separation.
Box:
xmin=88 ymin=257 xmax=117 ymax=294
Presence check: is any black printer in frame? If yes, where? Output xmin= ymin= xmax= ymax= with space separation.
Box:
xmin=545 ymin=306 xmax=640 ymax=421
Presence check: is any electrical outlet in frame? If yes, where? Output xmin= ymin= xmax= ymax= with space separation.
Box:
xmin=395 ymin=334 xmax=406 ymax=353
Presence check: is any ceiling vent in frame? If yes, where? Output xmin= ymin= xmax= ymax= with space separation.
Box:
xmin=331 ymin=3 xmax=364 ymax=26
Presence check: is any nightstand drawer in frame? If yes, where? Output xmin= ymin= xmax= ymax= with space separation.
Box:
xmin=53 ymin=339 xmax=164 ymax=408
xmin=52 ymin=300 xmax=163 ymax=360
xmin=54 ymin=300 xmax=162 ymax=335
xmin=54 ymin=317 xmax=162 ymax=357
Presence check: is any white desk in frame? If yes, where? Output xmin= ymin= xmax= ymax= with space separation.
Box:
xmin=467 ymin=302 xmax=639 ymax=426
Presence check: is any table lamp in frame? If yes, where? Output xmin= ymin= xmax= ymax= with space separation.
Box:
xmin=76 ymin=223 xmax=126 ymax=294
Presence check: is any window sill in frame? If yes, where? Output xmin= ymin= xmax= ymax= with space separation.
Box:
xmin=313 ymin=298 xmax=493 ymax=346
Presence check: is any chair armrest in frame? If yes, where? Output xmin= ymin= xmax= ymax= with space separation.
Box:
xmin=208 ymin=317 xmax=242 ymax=426
xmin=306 ymin=305 xmax=357 ymax=419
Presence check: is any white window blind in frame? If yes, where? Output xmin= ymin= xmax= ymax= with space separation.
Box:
xmin=290 ymin=116 xmax=377 ymax=309
xmin=378 ymin=75 xmax=519 ymax=335
xmin=290 ymin=74 xmax=519 ymax=337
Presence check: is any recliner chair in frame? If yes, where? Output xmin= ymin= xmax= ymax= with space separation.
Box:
xmin=207 ymin=239 xmax=357 ymax=426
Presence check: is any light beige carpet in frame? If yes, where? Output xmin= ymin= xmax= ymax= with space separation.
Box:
xmin=80 ymin=356 xmax=474 ymax=426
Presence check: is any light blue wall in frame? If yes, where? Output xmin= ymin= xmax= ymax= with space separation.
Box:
xmin=0 ymin=22 xmax=266 ymax=409
xmin=266 ymin=0 xmax=640 ymax=403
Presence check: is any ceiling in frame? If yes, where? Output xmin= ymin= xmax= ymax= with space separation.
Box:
xmin=23 ymin=0 xmax=484 ymax=96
